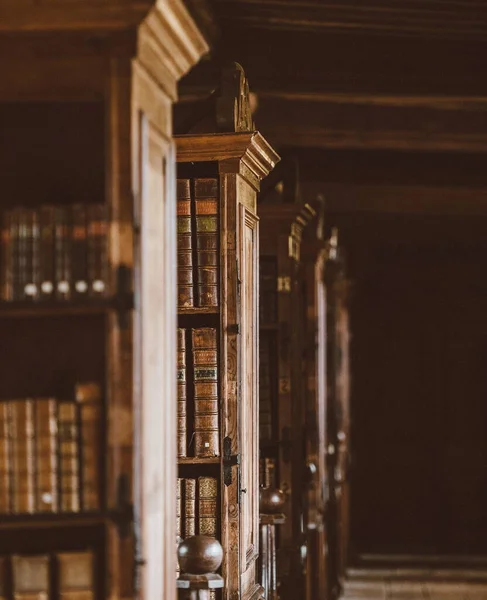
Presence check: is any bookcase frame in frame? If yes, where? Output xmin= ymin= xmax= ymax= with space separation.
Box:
xmin=0 ymin=3 xmax=208 ymax=600
xmin=176 ymin=132 xmax=280 ymax=600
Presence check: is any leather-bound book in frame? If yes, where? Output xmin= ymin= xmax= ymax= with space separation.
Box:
xmin=177 ymin=179 xmax=193 ymax=308
xmin=11 ymin=399 xmax=35 ymax=514
xmin=194 ymin=178 xmax=218 ymax=307
xmin=177 ymin=328 xmax=187 ymax=457
xmin=35 ymin=398 xmax=58 ymax=513
xmin=17 ymin=208 xmax=29 ymax=301
xmin=22 ymin=208 xmax=40 ymax=301
xmin=192 ymin=328 xmax=219 ymax=457
xmin=12 ymin=555 xmax=49 ymax=600
xmin=71 ymin=205 xmax=89 ymax=297
xmin=39 ymin=206 xmax=56 ymax=299
xmin=87 ymin=204 xmax=108 ymax=298
xmin=176 ymin=478 xmax=182 ymax=577
xmin=58 ymin=551 xmax=94 ymax=600
xmin=58 ymin=403 xmax=80 ymax=512
xmin=0 ymin=403 xmax=11 ymax=513
xmin=183 ymin=478 xmax=196 ymax=538
xmin=10 ymin=208 xmax=21 ymax=301
xmin=54 ymin=206 xmax=72 ymax=301
xmin=259 ymin=334 xmax=272 ymax=441
xmin=259 ymin=257 xmax=278 ymax=324
xmin=198 ymin=476 xmax=218 ymax=537
xmin=259 ymin=458 xmax=276 ymax=489
xmin=75 ymin=382 xmax=102 ymax=511
xmin=1 ymin=209 xmax=15 ymax=301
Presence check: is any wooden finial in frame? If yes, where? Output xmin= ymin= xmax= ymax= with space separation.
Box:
xmin=177 ymin=536 xmax=224 ymax=599
xmin=260 ymin=487 xmax=286 ymax=516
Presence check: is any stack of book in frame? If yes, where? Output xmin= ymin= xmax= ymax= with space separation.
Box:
xmin=177 ymin=327 xmax=219 ymax=458
xmin=176 ymin=476 xmax=218 ymax=542
xmin=1 ymin=204 xmax=108 ymax=302
xmin=177 ymin=178 xmax=219 ymax=309
xmin=0 ymin=550 xmax=95 ymax=600
xmin=0 ymin=383 xmax=102 ymax=514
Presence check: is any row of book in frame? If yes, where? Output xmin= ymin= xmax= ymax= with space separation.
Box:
xmin=0 ymin=383 xmax=102 ymax=514
xmin=177 ymin=178 xmax=219 ymax=309
xmin=176 ymin=476 xmax=218 ymax=542
xmin=1 ymin=204 xmax=108 ymax=302
xmin=177 ymin=327 xmax=219 ymax=458
xmin=259 ymin=457 xmax=277 ymax=489
xmin=0 ymin=551 xmax=94 ymax=600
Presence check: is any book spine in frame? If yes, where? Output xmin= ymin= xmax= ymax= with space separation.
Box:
xmin=0 ymin=403 xmax=11 ymax=513
xmin=12 ymin=554 xmax=50 ymax=600
xmin=87 ymin=204 xmax=108 ymax=298
xmin=18 ymin=208 xmax=29 ymax=301
xmin=259 ymin=334 xmax=273 ymax=441
xmin=23 ymin=209 xmax=40 ymax=301
xmin=198 ymin=476 xmax=218 ymax=537
xmin=35 ymin=398 xmax=58 ymax=512
xmin=259 ymin=457 xmax=276 ymax=489
xmin=58 ymin=551 xmax=94 ymax=600
xmin=194 ymin=178 xmax=219 ymax=308
xmin=192 ymin=328 xmax=219 ymax=457
xmin=55 ymin=207 xmax=72 ymax=301
xmin=11 ymin=400 xmax=35 ymax=514
xmin=1 ymin=210 xmax=14 ymax=301
xmin=39 ymin=206 xmax=56 ymax=299
xmin=183 ymin=478 xmax=196 ymax=538
xmin=176 ymin=477 xmax=182 ymax=577
xmin=75 ymin=382 xmax=102 ymax=511
xmin=58 ymin=403 xmax=80 ymax=512
xmin=177 ymin=179 xmax=194 ymax=308
xmin=177 ymin=328 xmax=187 ymax=458
xmin=10 ymin=208 xmax=21 ymax=301
xmin=71 ymin=205 xmax=89 ymax=297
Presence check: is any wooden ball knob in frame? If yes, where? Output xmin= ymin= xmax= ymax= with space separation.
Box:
xmin=177 ymin=535 xmax=223 ymax=575
xmin=260 ymin=487 xmax=286 ymax=514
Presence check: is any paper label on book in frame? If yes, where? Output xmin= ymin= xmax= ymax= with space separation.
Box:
xmin=58 ymin=281 xmax=70 ymax=293
xmin=41 ymin=281 xmax=54 ymax=294
xmin=24 ymin=284 xmax=37 ymax=296
xmin=92 ymin=280 xmax=105 ymax=293
xmin=75 ymin=281 xmax=88 ymax=293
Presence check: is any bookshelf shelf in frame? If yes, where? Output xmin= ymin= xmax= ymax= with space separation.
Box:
xmin=0 ymin=512 xmax=108 ymax=530
xmin=178 ymin=457 xmax=220 ymax=465
xmin=0 ymin=296 xmax=133 ymax=319
xmin=178 ymin=307 xmax=220 ymax=315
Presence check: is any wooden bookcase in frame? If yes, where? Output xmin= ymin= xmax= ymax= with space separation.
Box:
xmin=175 ymin=129 xmax=279 ymax=600
xmin=258 ymin=198 xmax=318 ymax=596
xmin=0 ymin=4 xmax=207 ymax=600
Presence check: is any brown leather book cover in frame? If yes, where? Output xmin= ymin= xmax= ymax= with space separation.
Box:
xmin=177 ymin=328 xmax=187 ymax=458
xmin=58 ymin=403 xmax=80 ymax=512
xmin=11 ymin=399 xmax=35 ymax=514
xmin=192 ymin=328 xmax=219 ymax=457
xmin=0 ymin=403 xmax=11 ymax=513
xmin=10 ymin=208 xmax=21 ymax=301
xmin=198 ymin=476 xmax=218 ymax=537
xmin=58 ymin=551 xmax=94 ymax=600
xmin=87 ymin=204 xmax=108 ymax=298
xmin=194 ymin=178 xmax=218 ymax=307
xmin=71 ymin=205 xmax=89 ymax=297
xmin=54 ymin=206 xmax=72 ymax=301
xmin=183 ymin=478 xmax=196 ymax=538
xmin=177 ymin=179 xmax=193 ymax=308
xmin=75 ymin=382 xmax=102 ymax=511
xmin=39 ymin=206 xmax=56 ymax=299
xmin=35 ymin=398 xmax=58 ymax=513
xmin=1 ymin=209 xmax=14 ymax=301
xmin=22 ymin=208 xmax=40 ymax=301
xmin=12 ymin=554 xmax=49 ymax=600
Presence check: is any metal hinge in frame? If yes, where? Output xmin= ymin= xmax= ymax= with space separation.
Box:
xmin=223 ymin=436 xmax=240 ymax=487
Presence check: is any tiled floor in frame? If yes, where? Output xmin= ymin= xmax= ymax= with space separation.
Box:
xmin=341 ymin=571 xmax=487 ymax=599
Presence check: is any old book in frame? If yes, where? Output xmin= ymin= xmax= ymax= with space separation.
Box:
xmin=39 ymin=206 xmax=56 ymax=299
xmin=259 ymin=333 xmax=273 ymax=441
xmin=177 ymin=179 xmax=193 ymax=308
xmin=71 ymin=205 xmax=89 ymax=297
xmin=75 ymin=382 xmax=102 ymax=511
xmin=259 ymin=257 xmax=278 ymax=323
xmin=22 ymin=208 xmax=40 ymax=301
xmin=55 ymin=206 xmax=72 ymax=301
xmin=9 ymin=208 xmax=21 ymax=301
xmin=259 ymin=458 xmax=276 ymax=489
xmin=35 ymin=398 xmax=58 ymax=512
xmin=1 ymin=210 xmax=14 ymax=301
xmin=194 ymin=178 xmax=218 ymax=307
xmin=12 ymin=554 xmax=49 ymax=600
xmin=183 ymin=478 xmax=196 ymax=538
xmin=87 ymin=204 xmax=108 ymax=298
xmin=10 ymin=400 xmax=35 ymax=513
xmin=58 ymin=403 xmax=80 ymax=512
xmin=177 ymin=328 xmax=187 ymax=458
xmin=192 ymin=328 xmax=219 ymax=457
xmin=0 ymin=403 xmax=11 ymax=513
xmin=58 ymin=551 xmax=94 ymax=600
xmin=198 ymin=476 xmax=218 ymax=537
xmin=176 ymin=477 xmax=182 ymax=578
xmin=17 ymin=208 xmax=29 ymax=301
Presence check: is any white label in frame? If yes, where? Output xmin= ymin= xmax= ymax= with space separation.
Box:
xmin=41 ymin=281 xmax=53 ymax=294
xmin=58 ymin=281 xmax=70 ymax=293
xmin=75 ymin=280 xmax=88 ymax=293
xmin=24 ymin=283 xmax=37 ymax=296
xmin=92 ymin=280 xmax=105 ymax=293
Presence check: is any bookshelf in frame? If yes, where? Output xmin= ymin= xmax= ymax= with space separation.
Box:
xmin=175 ymin=65 xmax=280 ymax=600
xmin=0 ymin=4 xmax=208 ymax=600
